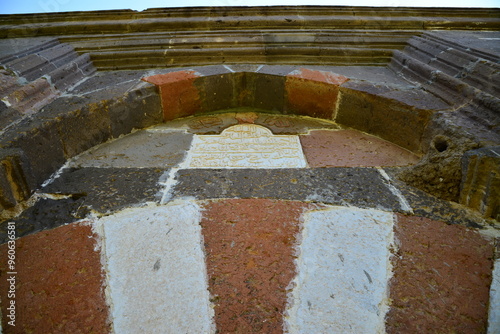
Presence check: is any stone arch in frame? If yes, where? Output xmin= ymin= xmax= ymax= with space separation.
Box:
xmin=0 ymin=8 xmax=499 ymax=332
xmin=2 ymin=108 xmax=493 ymax=333
xmin=1 ymin=65 xmax=437 ymax=212
xmin=142 ymin=67 xmax=432 ymax=153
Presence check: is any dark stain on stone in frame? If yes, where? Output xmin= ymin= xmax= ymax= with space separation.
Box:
xmin=153 ymin=259 xmax=161 ymax=271
xmin=363 ymin=270 xmax=372 ymax=284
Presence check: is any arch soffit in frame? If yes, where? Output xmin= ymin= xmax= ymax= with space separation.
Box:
xmin=142 ymin=67 xmax=436 ymax=154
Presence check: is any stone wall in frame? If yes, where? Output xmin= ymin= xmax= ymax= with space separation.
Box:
xmin=0 ymin=6 xmax=499 ymax=333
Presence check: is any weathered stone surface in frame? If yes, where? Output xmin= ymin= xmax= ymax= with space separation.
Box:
xmin=285 ymin=71 xmax=341 ymax=119
xmin=186 ymin=124 xmax=307 ymax=168
xmin=0 ymin=105 xmax=21 ymax=131
xmin=2 ymin=8 xmax=498 ymax=70
xmin=0 ymin=196 xmax=90 ymax=243
xmin=0 ymin=8 xmax=499 ymax=333
xmin=316 ymin=66 xmax=412 ymax=85
xmin=0 ymin=70 xmax=22 ymax=97
xmin=0 ymin=149 xmax=34 ymax=210
xmin=97 ymin=201 xmax=213 ymax=333
xmin=300 ymin=129 xmax=419 ymax=167
xmin=142 ymin=70 xmax=201 ymax=121
xmin=68 ymin=70 xmax=151 ymax=97
xmin=1 ymin=117 xmax=66 ymax=186
xmin=162 ymin=112 xmax=239 ymax=134
xmin=0 ymin=162 xmax=16 ymax=209
xmin=196 ymin=72 xmax=237 ymax=112
xmin=4 ymin=77 xmax=59 ymax=114
xmin=107 ymin=85 xmax=163 ymax=138
xmin=460 ymin=146 xmax=500 ymax=220
xmin=288 ymin=68 xmax=349 ymax=85
xmin=256 ymin=65 xmax=295 ymax=76
xmin=154 ymin=111 xmax=339 ymax=135
xmin=55 ymin=102 xmax=111 ymax=158
xmin=171 ymin=168 xmax=402 ymax=210
xmin=0 ymin=38 xmax=59 ymax=60
xmin=335 ymin=88 xmax=432 ymax=153
xmin=379 ymin=88 xmax=450 ymax=111
xmin=257 ymin=113 xmax=339 ymax=134
xmin=193 ymin=65 xmax=233 ymax=76
xmin=48 ymin=53 xmax=95 ymax=91
xmin=201 ymin=199 xmax=313 ymax=333
xmin=70 ymin=130 xmax=192 ymax=168
xmin=42 ymin=167 xmax=164 ymax=214
xmin=285 ymin=206 xmax=393 ymax=333
xmin=30 ymin=95 xmax=117 ymax=159
xmin=5 ymin=53 xmax=57 ymax=81
xmin=392 ymin=32 xmax=500 ymax=99
xmin=242 ymin=72 xmax=286 ymax=111
xmin=387 ymin=214 xmax=494 ymax=334
xmin=0 ymin=222 xmax=110 ymax=333
xmin=385 ymin=167 xmax=489 ymax=228
xmin=397 ymin=112 xmax=483 ymax=202
xmin=63 ymin=72 xmax=163 ymax=138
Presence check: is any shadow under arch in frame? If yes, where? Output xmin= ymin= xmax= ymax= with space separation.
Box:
xmin=143 ymin=67 xmax=433 ymax=154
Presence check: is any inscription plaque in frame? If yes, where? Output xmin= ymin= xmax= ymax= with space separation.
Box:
xmin=187 ymin=124 xmax=307 ymax=168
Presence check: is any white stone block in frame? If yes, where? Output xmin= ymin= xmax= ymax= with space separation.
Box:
xmin=488 ymin=259 xmax=500 ymax=334
xmin=285 ymin=206 xmax=394 ymax=334
xmin=96 ymin=201 xmax=214 ymax=334
xmin=186 ymin=124 xmax=307 ymax=168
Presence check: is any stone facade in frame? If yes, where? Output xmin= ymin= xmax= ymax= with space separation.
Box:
xmin=0 ymin=6 xmax=499 ymax=333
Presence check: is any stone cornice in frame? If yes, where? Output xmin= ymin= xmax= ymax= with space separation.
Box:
xmin=1 ymin=6 xmax=499 ymax=33
xmin=1 ymin=6 xmax=498 ymax=69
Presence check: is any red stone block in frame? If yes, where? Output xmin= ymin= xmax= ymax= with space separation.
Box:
xmin=201 ymin=199 xmax=316 ymax=334
xmin=142 ymin=70 xmax=201 ymax=121
xmin=0 ymin=222 xmax=110 ymax=333
xmin=387 ymin=214 xmax=494 ymax=334
xmin=285 ymin=69 xmax=347 ymax=119
xmin=300 ymin=129 xmax=420 ymax=167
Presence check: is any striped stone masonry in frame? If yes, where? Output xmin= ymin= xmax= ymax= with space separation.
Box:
xmin=1 ymin=113 xmax=497 ymax=333
xmin=0 ymin=7 xmax=499 ymax=332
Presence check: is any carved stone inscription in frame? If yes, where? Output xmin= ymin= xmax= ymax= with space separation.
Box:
xmin=187 ymin=124 xmax=307 ymax=168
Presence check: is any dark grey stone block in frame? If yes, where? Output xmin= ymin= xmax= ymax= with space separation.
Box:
xmin=170 ymin=167 xmax=401 ymax=211
xmin=0 ymin=196 xmax=90 ymax=244
xmin=251 ymin=73 xmax=286 ymax=111
xmin=108 ymin=86 xmax=163 ymax=138
xmin=42 ymin=167 xmax=165 ymax=213
xmin=196 ymin=73 xmax=237 ymax=112
xmin=1 ymin=117 xmax=66 ymax=187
